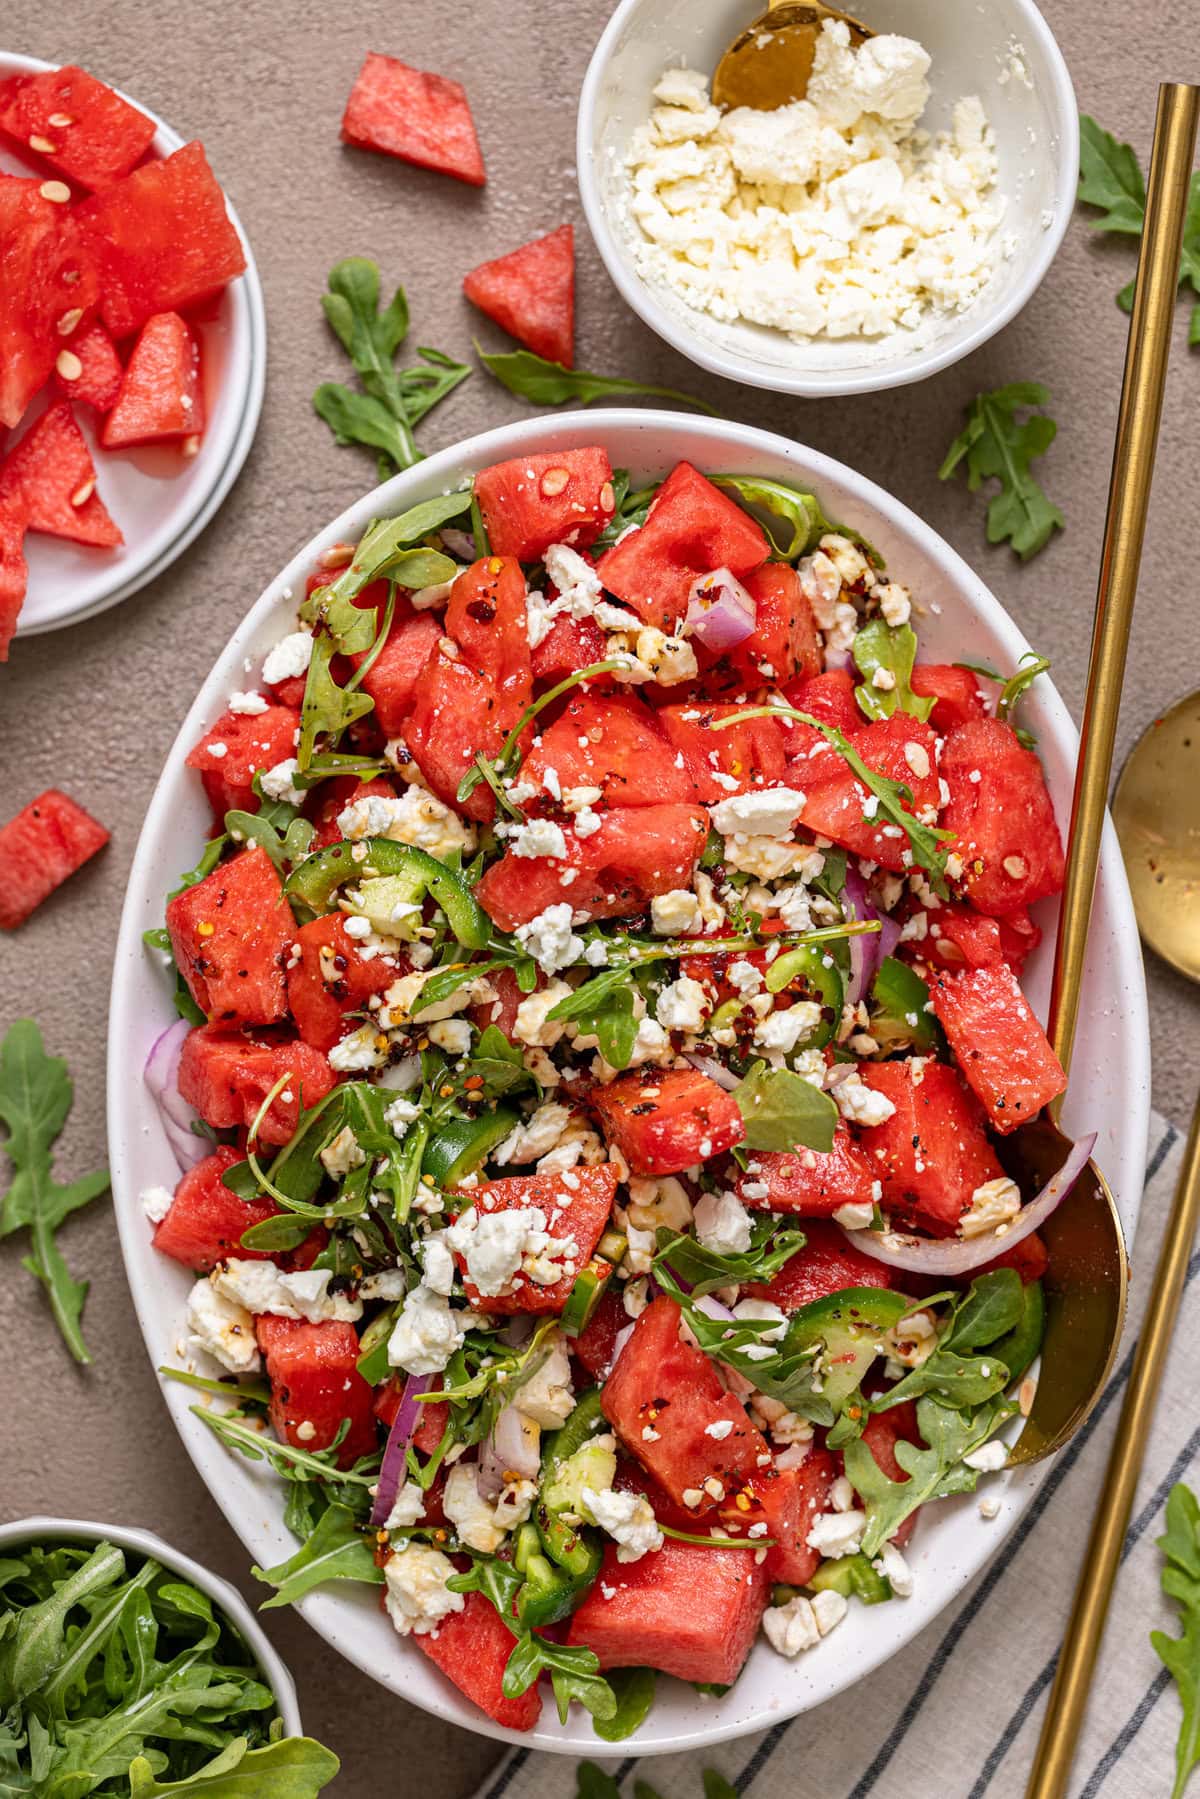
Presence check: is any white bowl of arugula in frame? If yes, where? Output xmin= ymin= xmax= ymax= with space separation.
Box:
xmin=0 ymin=1516 xmax=338 ymax=1792
xmin=108 ymin=408 xmax=1149 ymax=1754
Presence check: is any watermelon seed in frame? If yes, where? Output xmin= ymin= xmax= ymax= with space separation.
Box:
xmin=47 ymin=112 xmax=75 ymax=128
xmin=57 ymin=308 xmax=83 ymax=336
xmin=70 ymin=478 xmax=95 ymax=508
xmin=540 ymin=467 xmax=570 ymax=497
xmin=317 ymin=541 xmax=354 ymax=569
xmin=1002 ymin=855 xmax=1028 ymax=879
xmin=182 ymin=435 xmax=202 ymax=458
xmin=29 ymin=135 xmax=57 ymax=153
xmin=39 ymin=180 xmax=71 ymax=204
xmin=56 ymin=349 xmax=83 ymax=382
xmin=600 ymin=481 xmax=615 ymax=512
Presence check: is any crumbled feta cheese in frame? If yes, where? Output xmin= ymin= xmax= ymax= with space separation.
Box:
xmin=428 ymin=1018 xmax=472 ymax=1056
xmin=227 ymin=690 xmax=269 ymax=715
xmin=806 ymin=1509 xmax=867 ymax=1558
xmin=261 ymin=630 xmax=313 ymax=685
xmin=705 ymin=1418 xmax=735 ymax=1441
xmin=514 ymin=904 xmax=585 ymax=975
xmin=655 ymin=974 xmax=709 ymax=1033
xmin=874 ymin=1540 xmax=914 ymax=1596
xmin=693 ymin=1189 xmax=753 ymax=1255
xmin=420 ymin=1232 xmax=455 ymax=1297
xmin=260 ymin=758 xmax=305 ymax=806
xmin=328 ymin=1024 xmax=388 ymax=1072
xmin=141 ymin=1185 xmax=174 ymax=1224
xmin=832 ymin=1069 xmax=896 ymax=1127
xmin=963 ymin=1440 xmax=1008 ymax=1473
xmin=444 ymin=1207 xmax=578 ymax=1300
xmin=544 ymin=542 xmax=605 ymax=616
xmin=212 ymin=1260 xmax=363 ymax=1324
xmin=385 ymin=1480 xmax=427 ymax=1530
xmin=320 ymin=1125 xmax=365 ymax=1179
xmin=833 ymin=1200 xmax=874 ymax=1230
xmin=388 ymin=1283 xmax=470 ymax=1374
xmin=186 ymin=1279 xmax=260 ymax=1373
xmin=582 ymin=1486 xmax=664 ymax=1562
xmin=512 ymin=980 xmax=573 ymax=1047
xmin=625 ymin=1175 xmax=694 ymax=1235
xmin=960 ymin=1175 xmax=1021 ymax=1238
xmin=650 ymin=888 xmax=702 ymax=936
xmin=383 ymin=1542 xmax=464 ymax=1636
xmin=754 ymin=1001 xmax=821 ymax=1054
xmin=495 ymin=1101 xmax=574 ymax=1164
xmin=734 ymin=1297 xmax=788 ymax=1341
xmin=711 ymin=788 xmax=806 ymax=839
xmin=444 ymin=1464 xmax=536 ymax=1552
xmin=337 ymin=787 xmax=477 ymax=859
xmin=516 ymin=1333 xmax=577 ymax=1427
xmin=763 ymin=1594 xmax=821 ymax=1656
xmin=510 ymin=817 xmax=568 ymax=860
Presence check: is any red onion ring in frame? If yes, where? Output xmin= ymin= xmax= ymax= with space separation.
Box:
xmin=838 ymin=1132 xmax=1097 ymax=1277
xmin=370 ymin=1372 xmax=435 ymax=1527
xmin=144 ymin=1020 xmax=207 ymax=1173
xmin=477 ymin=1400 xmax=541 ymax=1498
xmin=843 ymin=866 xmax=886 ymax=1008
xmin=685 ymin=569 xmax=757 ymax=653
xmin=440 ymin=527 xmax=477 ymax=562
xmin=683 ymin=1051 xmax=741 ymax=1093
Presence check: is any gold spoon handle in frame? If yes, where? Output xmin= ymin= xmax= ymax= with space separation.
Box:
xmin=1025 ymin=80 xmax=1200 ymax=1799
xmin=1047 ymin=81 xmax=1200 ymax=1086
xmin=1026 ymin=1095 xmax=1200 ymax=1797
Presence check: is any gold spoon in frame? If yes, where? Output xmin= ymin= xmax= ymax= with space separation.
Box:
xmin=1000 ymin=82 xmax=1199 ymax=1470
xmin=712 ymin=0 xmax=873 ymax=112
xmin=1022 ymin=83 xmax=1200 ymax=1799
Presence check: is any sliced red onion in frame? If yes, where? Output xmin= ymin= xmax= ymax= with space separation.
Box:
xmin=440 ymin=527 xmax=477 ymax=562
xmin=683 ymin=1051 xmax=741 ymax=1093
xmin=695 ymin=1292 xmax=735 ymax=1323
xmin=477 ymin=1400 xmax=542 ymax=1497
xmin=144 ymin=1020 xmax=207 ymax=1173
xmin=685 ymin=568 xmax=757 ymax=653
xmin=843 ymin=866 xmax=885 ymax=1007
xmin=838 ymin=1132 xmax=1097 ymax=1277
xmin=611 ymin=1322 xmax=635 ymax=1365
xmin=371 ymin=1372 xmax=435 ymax=1527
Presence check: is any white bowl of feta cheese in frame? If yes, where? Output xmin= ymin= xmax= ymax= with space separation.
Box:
xmin=577 ymin=0 xmax=1077 ymax=394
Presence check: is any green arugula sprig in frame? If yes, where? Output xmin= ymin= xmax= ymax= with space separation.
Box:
xmin=1153 ymin=1483 xmax=1200 ymax=1797
xmin=654 ymin=1218 xmax=806 ymax=1296
xmin=577 ymin=1760 xmax=737 ymax=1799
xmin=451 ymin=1557 xmax=619 ymax=1725
xmin=1079 ymin=114 xmax=1200 ymax=343
xmin=843 ymin=1391 xmax=1016 ymax=1557
xmin=710 ymin=474 xmax=832 ymax=559
xmin=0 ymin=1020 xmax=110 ymax=1363
xmin=252 ymin=1504 xmax=383 ymax=1609
xmin=456 ymin=658 xmax=627 ymax=809
xmin=852 ymin=621 xmax=934 ymax=723
xmin=939 ymin=382 xmax=1064 ymax=561
xmin=314 ymin=258 xmax=470 ymax=477
xmin=731 ymin=1061 xmax=838 ymax=1154
xmin=955 ymin=649 xmax=1051 ymax=747
xmin=477 ymin=344 xmax=716 ymax=414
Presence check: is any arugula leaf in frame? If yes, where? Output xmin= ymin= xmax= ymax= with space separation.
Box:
xmin=1079 ymin=115 xmax=1200 ymax=342
xmin=852 ymin=621 xmax=934 ymax=722
xmin=591 ymin=1667 xmax=657 ymax=1743
xmin=710 ymin=474 xmax=831 ymax=559
xmin=1153 ymin=1483 xmax=1200 ymax=1798
xmin=503 ymin=1633 xmax=617 ymax=1725
xmin=731 ymin=1061 xmax=838 ymax=1153
xmin=654 ymin=1218 xmax=805 ymax=1296
xmin=939 ymin=382 xmax=1064 ymax=560
xmin=127 ymin=1736 xmax=340 ymax=1796
xmin=577 ymin=1762 xmax=624 ymax=1799
xmin=477 ymin=345 xmax=717 ymax=414
xmin=844 ymin=1392 xmax=1015 ymax=1556
xmin=190 ymin=1407 xmax=378 ymax=1512
xmin=296 ymin=634 xmax=376 ymax=770
xmin=703 ymin=1773 xmax=738 ymax=1799
xmin=0 ymin=1020 xmax=110 ymax=1364
xmin=251 ymin=1505 xmax=383 ymax=1609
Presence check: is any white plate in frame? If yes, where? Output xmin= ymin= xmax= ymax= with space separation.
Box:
xmin=108 ymin=410 xmax=1150 ymax=1756
xmin=1 ymin=52 xmax=266 ymax=638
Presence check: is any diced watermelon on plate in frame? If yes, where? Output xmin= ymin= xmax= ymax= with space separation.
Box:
xmin=444 ymin=555 xmax=531 ymax=703
xmin=414 ymin=1589 xmax=541 ymax=1730
xmin=256 ymin=1314 xmax=377 ymax=1468
xmin=734 ymin=1124 xmax=879 ymax=1217
xmin=53 ymin=320 xmax=124 ymax=411
xmin=476 ymin=802 xmax=709 ymax=930
xmin=184 ymin=703 xmax=302 ymax=820
xmin=287 ymin=913 xmax=404 ymax=1052
xmin=929 ymin=961 xmax=1066 ymax=1133
xmin=519 ymin=692 xmax=698 ymax=809
xmin=152 ymin=1145 xmax=278 ymax=1270
xmin=347 ymin=610 xmax=441 ymax=736
xmin=0 ymin=175 xmax=98 ymax=429
xmin=165 ymin=845 xmax=293 ymax=1027
xmin=940 ymin=716 xmax=1065 ymax=917
xmin=0 ymin=401 xmax=122 ymax=548
xmin=341 ymin=52 xmax=485 ymax=187
xmin=744 ymin=1219 xmax=895 ymax=1311
xmin=177 ymin=1025 xmax=336 ymax=1146
xmin=0 ymin=64 xmax=156 ymax=190
xmin=591 ymin=1067 xmax=744 ymax=1178
xmin=0 ymin=787 xmax=109 ymax=928
xmin=456 ymin=1166 xmax=618 ymax=1314
xmin=657 ymin=701 xmax=788 ymax=801
xmin=474 ymin=447 xmax=615 ymax=562
xmin=726 ymin=1448 xmax=836 ymax=1586
xmin=101 ymin=310 xmax=204 ymax=447
xmin=856 ymin=1058 xmax=1003 ymax=1232
xmin=0 ymin=511 xmax=27 ymax=661
xmin=463 ymin=224 xmax=574 ymax=366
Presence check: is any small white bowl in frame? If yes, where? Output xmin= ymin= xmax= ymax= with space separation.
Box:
xmin=0 ymin=52 xmax=267 ymax=640
xmin=0 ymin=1516 xmax=302 ymax=1732
xmin=577 ymin=0 xmax=1077 ymax=396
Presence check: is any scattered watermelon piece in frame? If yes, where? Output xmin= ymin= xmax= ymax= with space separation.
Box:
xmin=0 ymin=788 xmax=109 ymax=928
xmin=0 ymin=64 xmax=156 ymax=191
xmin=53 ymin=319 xmax=123 ymax=411
xmin=341 ymin=52 xmax=485 ymax=187
xmin=0 ymin=511 xmax=28 ymax=662
xmin=151 ymin=1146 xmax=279 ymax=1271
xmin=165 ymin=846 xmax=293 ymax=1027
xmin=0 ymin=401 xmax=122 ymax=548
xmin=463 ymin=224 xmax=574 ymax=365
xmin=0 ymin=174 xmax=98 ymax=428
xmin=101 ymin=310 xmax=204 ymax=447
xmin=75 ymin=141 xmax=246 ymax=338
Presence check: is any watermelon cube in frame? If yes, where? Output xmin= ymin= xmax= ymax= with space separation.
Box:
xmin=0 ymin=174 xmax=98 ymax=428
xmin=53 ymin=320 xmax=124 ymax=412
xmin=591 ymin=1068 xmax=744 ymax=1179
xmin=76 ymin=141 xmax=246 ymax=338
xmin=733 ymin=1125 xmax=879 ymax=1218
xmin=567 ymin=1537 xmax=770 ymax=1686
xmin=474 ymin=447 xmax=615 ymax=563
xmin=743 ymin=1219 xmax=895 ymax=1312
xmin=856 ymin=1059 xmax=1003 ymax=1233
xmin=406 ymin=658 xmax=519 ymax=824
xmin=152 ymin=1145 xmax=280 ymax=1271
xmin=177 ymin=1025 xmax=336 ymax=1146
xmin=929 ymin=961 xmax=1066 ymax=1133
xmin=166 ymin=846 xmax=293 ymax=1027
xmin=0 ymin=511 xmax=28 ymax=662
xmin=286 ymin=913 xmax=402 ymax=1052
xmin=0 ymin=64 xmax=156 ymax=190
xmin=0 ymin=788 xmax=109 ymax=928
xmin=444 ymin=556 xmax=532 ymax=703
xmin=0 ymin=401 xmax=122 ymax=548
xmin=347 ymin=610 xmax=441 ymax=736
xmin=520 ymin=693 xmax=698 ymax=811
xmin=414 ymin=1590 xmax=542 ymax=1730
xmin=941 ymin=717 xmax=1065 ymax=916
xmin=658 ymin=702 xmax=788 ymax=802
xmin=101 ymin=311 xmax=204 ymax=448
xmin=184 ymin=703 xmax=302 ymax=820
xmin=800 ymin=715 xmax=941 ymax=874
xmin=456 ymin=1166 xmax=618 ymax=1314
xmin=721 ymin=1449 xmax=836 ymax=1586
xmin=341 ymin=52 xmax=486 ymax=187
xmin=463 ymin=224 xmax=574 ymax=366
xmin=602 ymin=1297 xmax=768 ymax=1512
xmin=530 ymin=613 xmax=609 ymax=687
xmin=256 ymin=1315 xmax=377 ymax=1468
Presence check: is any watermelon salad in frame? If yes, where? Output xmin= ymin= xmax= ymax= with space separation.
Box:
xmin=143 ymin=446 xmax=1075 ymax=1739
xmin=0 ymin=63 xmax=248 ymax=658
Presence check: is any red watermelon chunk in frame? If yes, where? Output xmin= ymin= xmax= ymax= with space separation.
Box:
xmin=0 ymin=511 xmax=27 ymax=661
xmin=602 ymin=1297 xmax=768 ymax=1510
xmin=406 ymin=657 xmax=524 ymax=823
xmin=722 ymin=1449 xmax=836 ymax=1586
xmin=928 ymin=961 xmax=1065 ymax=1133
xmin=567 ymin=1536 xmax=770 ymax=1686
xmin=165 ymin=846 xmax=293 ymax=1027
xmin=474 ymin=447 xmax=615 ymax=562
xmin=456 ymin=1165 xmax=618 ymax=1314
xmin=445 ymin=555 xmax=532 ymax=704
xmin=910 ymin=663 xmax=987 ymax=732
xmin=519 ymin=692 xmax=699 ymax=810
xmin=256 ymin=1314 xmax=377 ymax=1468
xmin=734 ymin=1125 xmax=879 ymax=1218
xmin=76 ymin=141 xmax=246 ymax=338
xmin=782 ymin=667 xmax=861 ymax=734
xmin=151 ymin=1145 xmax=279 ymax=1270
xmin=0 ymin=175 xmax=98 ymax=429
xmin=414 ymin=1589 xmax=541 ymax=1729
xmin=53 ymin=320 xmax=123 ymax=411
xmin=745 ymin=1219 xmax=894 ymax=1312
xmin=595 ymin=461 xmax=769 ymax=633
xmin=476 ymin=801 xmax=709 ymax=930
xmin=591 ymin=1067 xmax=744 ymax=1179
xmin=348 ymin=610 xmax=441 ymax=736
xmin=184 ymin=703 xmax=301 ymax=820
xmin=0 ymin=401 xmax=121 ymax=548
xmin=0 ymin=787 xmax=109 ymax=928
xmin=464 ymin=224 xmax=574 ymax=366
xmin=101 ymin=310 xmax=203 ymax=447
xmin=571 ymin=1285 xmax=627 ymax=1381
xmin=341 ymin=52 xmax=485 ymax=187
xmin=798 ymin=715 xmax=941 ymax=873
xmin=940 ymin=716 xmax=1065 ymax=916
xmin=0 ymin=65 xmax=156 ymax=190
xmin=856 ymin=1059 xmax=1003 ymax=1233
xmin=530 ymin=612 xmax=610 ymax=687
xmin=286 ymin=913 xmax=404 ymax=1052
xmin=658 ymin=701 xmax=788 ymax=801
xmin=177 ymin=1025 xmax=336 ymax=1147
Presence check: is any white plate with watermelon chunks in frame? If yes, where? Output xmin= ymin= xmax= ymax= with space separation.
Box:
xmin=0 ymin=54 xmax=265 ymax=655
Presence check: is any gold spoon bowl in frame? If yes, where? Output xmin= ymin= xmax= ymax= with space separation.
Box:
xmin=712 ymin=0 xmax=874 ymax=111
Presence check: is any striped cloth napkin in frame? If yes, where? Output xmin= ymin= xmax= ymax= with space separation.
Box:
xmin=473 ymin=1114 xmax=1194 ymax=1799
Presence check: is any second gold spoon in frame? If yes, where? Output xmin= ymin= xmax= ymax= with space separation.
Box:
xmin=712 ymin=0 xmax=873 ymax=112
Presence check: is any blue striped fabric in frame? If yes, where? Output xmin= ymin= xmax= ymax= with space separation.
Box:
xmin=472 ymin=1115 xmax=1190 ymax=1799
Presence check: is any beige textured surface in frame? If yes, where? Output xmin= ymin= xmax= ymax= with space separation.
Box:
xmin=0 ymin=1 xmax=1197 ymax=1791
